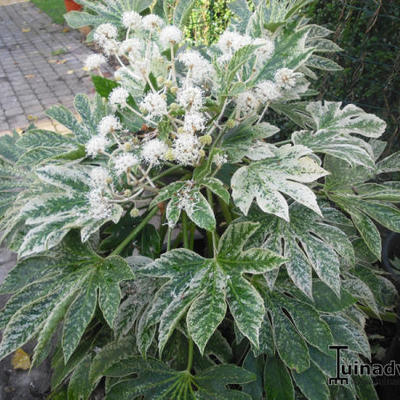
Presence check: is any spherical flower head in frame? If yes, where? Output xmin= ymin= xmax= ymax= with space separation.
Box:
xmin=119 ymin=38 xmax=143 ymax=56
xmin=160 ymin=25 xmax=183 ymax=48
xmin=88 ymin=188 xmax=112 ymax=219
xmin=142 ymin=14 xmax=164 ymax=32
xmin=140 ymin=93 xmax=167 ymax=117
xmin=178 ymin=50 xmax=215 ymax=83
xmin=172 ymin=134 xmax=201 ymax=166
xmin=122 ymin=11 xmax=142 ymax=30
xmin=113 ymin=153 xmax=139 ymax=175
xmin=84 ymin=54 xmax=106 ymax=71
xmin=101 ymin=39 xmax=119 ymax=56
xmin=236 ymin=91 xmax=260 ymax=114
xmin=183 ymin=112 xmax=206 ymax=134
xmin=90 ymin=167 xmax=110 ymax=187
xmin=141 ymin=139 xmax=168 ymax=165
xmin=217 ymin=30 xmax=252 ymax=53
xmin=177 ymin=87 xmax=203 ymax=111
xmin=253 ymin=37 xmax=275 ymax=60
xmin=86 ymin=135 xmax=110 ymax=157
xmin=98 ymin=115 xmax=122 ymax=136
xmin=255 ymin=80 xmax=281 ymax=102
xmin=274 ymin=68 xmax=303 ymax=90
xmin=214 ymin=153 xmax=228 ymax=167
xmin=94 ymin=23 xmax=118 ymax=44
xmin=109 ymin=87 xmax=129 ymax=109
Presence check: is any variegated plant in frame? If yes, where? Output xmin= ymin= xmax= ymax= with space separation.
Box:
xmin=0 ymin=0 xmax=399 ymax=399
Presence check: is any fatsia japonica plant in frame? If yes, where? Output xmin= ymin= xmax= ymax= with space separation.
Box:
xmin=0 ymin=0 xmax=399 ymax=399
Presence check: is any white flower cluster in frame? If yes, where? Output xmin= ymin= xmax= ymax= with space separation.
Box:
xmin=80 ymin=15 xmax=313 ymax=218
xmin=84 ymin=54 xmax=106 ymax=71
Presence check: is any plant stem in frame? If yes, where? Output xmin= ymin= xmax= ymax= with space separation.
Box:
xmin=358 ymin=305 xmax=397 ymax=323
xmin=111 ymin=207 xmax=158 ymax=256
xmin=152 ymin=165 xmax=185 ymax=182
xmin=218 ymin=197 xmax=232 ymax=224
xmin=182 ymin=212 xmax=189 ymax=249
xmin=167 ymin=228 xmax=172 ymax=251
xmin=186 ymin=338 xmax=194 ymax=372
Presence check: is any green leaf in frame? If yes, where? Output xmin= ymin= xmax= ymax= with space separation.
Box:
xmin=67 ymin=355 xmax=94 ymax=400
xmin=256 ymin=27 xmax=313 ymax=82
xmin=105 ymin=359 xmax=254 ymax=400
xmin=292 ymin=362 xmax=330 ymax=400
xmin=139 ymin=222 xmax=284 ymax=354
xmin=202 ymin=177 xmax=230 ymax=204
xmin=231 ymin=145 xmax=328 ymax=220
xmin=323 ymin=315 xmax=370 ymax=359
xmin=264 ymin=356 xmax=294 ymax=400
xmin=242 ymin=352 xmax=264 ymax=400
xmin=15 ymin=164 xmax=123 ymax=257
xmin=152 ymin=181 xmax=215 ymax=231
xmin=266 ymin=294 xmax=310 ymax=372
xmin=0 ymin=235 xmax=133 ymax=363
xmin=173 ymin=0 xmax=196 ymax=27
xmin=248 ymin=203 xmax=352 ymax=296
xmin=187 ymin=268 xmax=227 ymax=355
xmin=92 ymin=75 xmax=119 ymax=99
xmin=293 ymin=101 xmax=386 ymax=168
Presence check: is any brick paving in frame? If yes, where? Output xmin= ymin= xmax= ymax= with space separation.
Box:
xmin=0 ymin=1 xmax=97 ymax=133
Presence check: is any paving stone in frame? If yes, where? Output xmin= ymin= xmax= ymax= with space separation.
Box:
xmin=0 ymin=1 xmax=102 ymax=132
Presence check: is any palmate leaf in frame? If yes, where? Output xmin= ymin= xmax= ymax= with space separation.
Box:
xmin=9 ymin=164 xmax=123 ymax=258
xmin=328 ymin=189 xmax=400 ymax=260
xmin=103 ymin=357 xmax=255 ymax=400
xmin=66 ymin=0 xmax=153 ymax=40
xmin=255 ymin=26 xmax=314 ymax=83
xmin=246 ymin=202 xmax=354 ymax=297
xmin=137 ymin=222 xmax=285 ymax=355
xmin=0 ymin=233 xmax=133 ymax=364
xmin=221 ymin=118 xmax=280 ymax=163
xmin=151 ymin=180 xmax=221 ymax=232
xmin=231 ymin=144 xmax=328 ymax=221
xmin=46 ymin=94 xmax=108 ymax=145
xmin=16 ymin=129 xmax=82 ymax=167
xmin=259 ymin=284 xmax=333 ymax=373
xmin=292 ymin=101 xmax=386 ymax=168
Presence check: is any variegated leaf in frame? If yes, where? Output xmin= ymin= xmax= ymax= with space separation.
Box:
xmin=293 ymin=101 xmax=386 ymax=168
xmin=138 ymin=222 xmax=285 ymax=354
xmin=0 ymin=234 xmax=133 ymax=363
xmin=231 ymin=145 xmax=328 ymax=220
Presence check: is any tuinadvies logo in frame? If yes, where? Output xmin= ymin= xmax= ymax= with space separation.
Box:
xmin=329 ymin=345 xmax=400 ymax=386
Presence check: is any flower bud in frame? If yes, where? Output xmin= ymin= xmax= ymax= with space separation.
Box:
xmin=157 ymin=76 xmax=165 ymax=85
xmin=226 ymin=119 xmax=236 ymax=129
xmin=170 ymin=86 xmax=178 ymax=95
xmin=199 ymin=134 xmax=212 ymax=145
xmin=124 ymin=189 xmax=132 ymax=197
xmin=130 ymin=207 xmax=140 ymax=217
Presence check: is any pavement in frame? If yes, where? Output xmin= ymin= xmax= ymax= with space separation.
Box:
xmin=0 ymin=0 xmax=98 ymax=134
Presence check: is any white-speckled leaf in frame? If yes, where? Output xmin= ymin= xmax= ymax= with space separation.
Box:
xmin=231 ymin=145 xmax=328 ymax=220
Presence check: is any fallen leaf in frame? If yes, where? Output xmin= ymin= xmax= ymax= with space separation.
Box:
xmin=24 ymin=74 xmax=35 ymax=79
xmin=63 ymin=27 xmax=71 ymax=33
xmin=27 ymin=115 xmax=37 ymax=121
xmin=11 ymin=349 xmax=31 ymax=370
xmin=48 ymin=59 xmax=57 ymax=64
xmin=67 ymin=70 xmax=74 ymax=75
xmin=56 ymin=59 xmax=67 ymax=65
xmin=22 ymin=28 xmax=31 ymax=33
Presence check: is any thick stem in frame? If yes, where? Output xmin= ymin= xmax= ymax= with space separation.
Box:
xmin=186 ymin=338 xmax=194 ymax=372
xmin=111 ymin=207 xmax=158 ymax=256
xmin=182 ymin=211 xmax=189 ymax=250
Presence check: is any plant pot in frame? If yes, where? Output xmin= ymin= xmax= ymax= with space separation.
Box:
xmin=64 ymin=0 xmax=82 ymax=12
